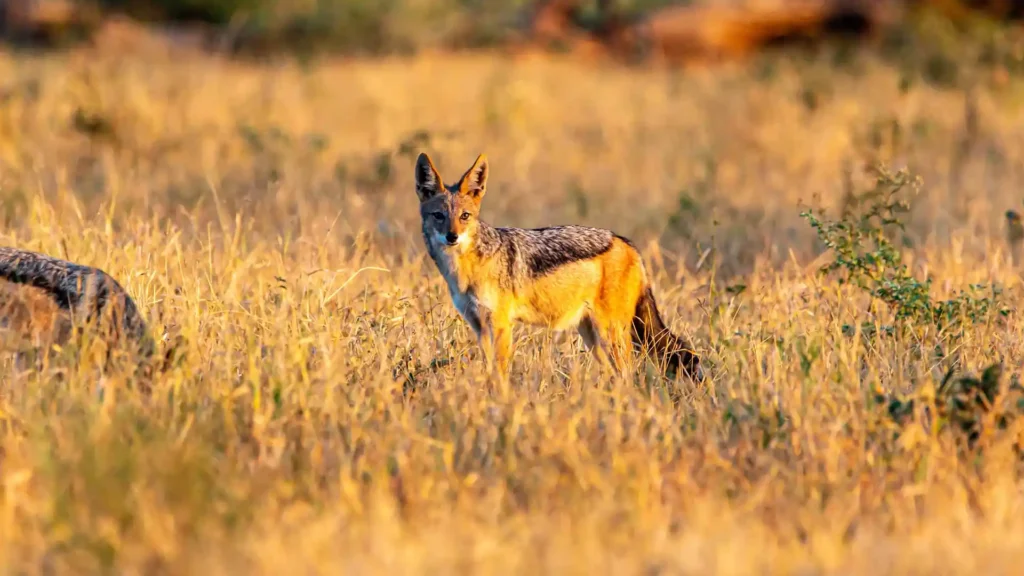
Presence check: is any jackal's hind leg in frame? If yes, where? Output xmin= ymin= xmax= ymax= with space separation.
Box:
xmin=606 ymin=327 xmax=633 ymax=376
xmin=579 ymin=315 xmax=620 ymax=374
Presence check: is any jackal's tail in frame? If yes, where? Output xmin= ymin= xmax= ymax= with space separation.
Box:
xmin=631 ymin=286 xmax=701 ymax=381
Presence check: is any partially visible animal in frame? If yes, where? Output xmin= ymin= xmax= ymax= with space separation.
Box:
xmin=0 ymin=246 xmax=156 ymax=374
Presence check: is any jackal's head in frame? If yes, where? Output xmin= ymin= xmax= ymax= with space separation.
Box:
xmin=414 ymin=152 xmax=488 ymax=252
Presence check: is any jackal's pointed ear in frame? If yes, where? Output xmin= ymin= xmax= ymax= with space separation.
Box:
xmin=459 ymin=154 xmax=488 ymax=200
xmin=415 ymin=153 xmax=442 ymax=202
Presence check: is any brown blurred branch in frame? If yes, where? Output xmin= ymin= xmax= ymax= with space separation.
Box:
xmin=521 ymin=0 xmax=1024 ymax=66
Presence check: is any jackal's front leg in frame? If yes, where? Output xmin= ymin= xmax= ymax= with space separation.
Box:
xmin=492 ymin=322 xmax=512 ymax=378
xmin=473 ymin=306 xmax=512 ymax=379
xmin=472 ymin=306 xmax=496 ymax=373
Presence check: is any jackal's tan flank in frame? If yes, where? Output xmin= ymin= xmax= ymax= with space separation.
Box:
xmin=415 ymin=152 xmax=700 ymax=380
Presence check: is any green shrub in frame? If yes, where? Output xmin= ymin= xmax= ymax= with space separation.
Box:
xmin=800 ymin=164 xmax=1007 ymax=336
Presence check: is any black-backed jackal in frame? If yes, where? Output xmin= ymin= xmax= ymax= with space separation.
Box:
xmin=415 ymin=152 xmax=701 ymax=381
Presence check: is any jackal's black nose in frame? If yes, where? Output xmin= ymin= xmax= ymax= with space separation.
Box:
xmin=445 ymin=232 xmax=459 ymax=245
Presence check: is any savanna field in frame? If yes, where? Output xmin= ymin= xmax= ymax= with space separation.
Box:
xmin=5 ymin=24 xmax=1024 ymax=574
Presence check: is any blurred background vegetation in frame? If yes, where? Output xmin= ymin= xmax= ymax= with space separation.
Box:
xmin=4 ymin=0 xmax=1024 ymax=67
xmin=100 ymin=0 xmax=537 ymax=53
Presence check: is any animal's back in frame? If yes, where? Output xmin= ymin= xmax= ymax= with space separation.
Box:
xmin=495 ymin=225 xmax=619 ymax=279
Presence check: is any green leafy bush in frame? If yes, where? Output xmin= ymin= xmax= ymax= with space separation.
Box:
xmin=801 ymin=164 xmax=1007 ymax=335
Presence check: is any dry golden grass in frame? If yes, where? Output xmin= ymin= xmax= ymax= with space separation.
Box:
xmin=0 ymin=43 xmax=1024 ymax=574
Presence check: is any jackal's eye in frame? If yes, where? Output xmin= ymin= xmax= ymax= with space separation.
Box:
xmin=460 ymin=212 xmax=471 ymax=222
xmin=431 ymin=212 xmax=445 ymax=222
